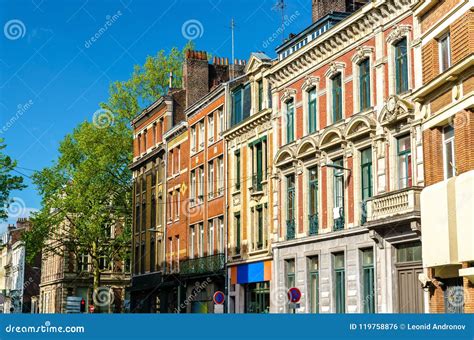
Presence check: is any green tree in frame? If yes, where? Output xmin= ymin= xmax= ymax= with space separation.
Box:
xmin=24 ymin=43 xmax=192 ymax=305
xmin=0 ymin=138 xmax=25 ymax=221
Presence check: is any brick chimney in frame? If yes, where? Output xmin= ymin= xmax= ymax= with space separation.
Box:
xmin=312 ymin=0 xmax=368 ymax=22
xmin=183 ymin=50 xmax=210 ymax=107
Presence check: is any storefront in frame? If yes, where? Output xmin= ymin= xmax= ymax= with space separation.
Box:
xmin=228 ymin=260 xmax=272 ymax=313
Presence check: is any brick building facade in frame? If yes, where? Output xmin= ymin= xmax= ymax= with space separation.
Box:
xmin=413 ymin=0 xmax=474 ymax=314
xmin=270 ymin=0 xmax=426 ymax=313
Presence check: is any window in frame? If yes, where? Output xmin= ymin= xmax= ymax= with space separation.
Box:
xmin=332 ymin=73 xmax=343 ymax=122
xmin=256 ymin=206 xmax=263 ymax=249
xmin=208 ymin=115 xmax=215 ymax=143
xmin=167 ymin=191 xmax=173 ymax=222
xmin=359 ymin=58 xmax=371 ymax=111
xmin=258 ymin=80 xmax=264 ymax=111
xmin=199 ymin=121 xmax=205 ymax=149
xmin=286 ymin=100 xmax=295 ymax=143
xmin=152 ymin=123 xmax=157 ymax=145
xmin=333 ymin=158 xmax=344 ymax=230
xmin=252 ymin=141 xmax=264 ymax=191
xmin=208 ymin=220 xmax=214 ymax=256
xmin=191 ymin=126 xmax=196 ymax=152
xmin=174 ymin=189 xmax=180 ymax=220
xmin=198 ymin=166 xmax=204 ymax=203
xmin=190 ymin=170 xmax=197 ymax=205
xmin=78 ymin=254 xmax=89 ymax=272
xmin=151 ymin=194 xmax=156 ymax=229
xmin=235 ymin=151 xmax=241 ymax=190
xmin=190 ymin=226 xmax=195 ymax=259
xmin=397 ymin=135 xmax=412 ymax=189
xmin=143 ymin=129 xmax=147 ymax=151
xmin=235 ymin=213 xmax=241 ymax=254
xmin=396 ymin=241 xmax=422 ymax=263
xmin=150 ymin=239 xmax=155 ymax=272
xmin=134 ymin=246 xmax=139 ymax=274
xmin=308 ymin=87 xmax=317 ymax=133
xmin=286 ymin=259 xmax=295 ymax=289
xmin=333 ymin=253 xmax=345 ymax=313
xmin=231 ymin=84 xmax=251 ymax=126
xmin=218 ymin=217 xmax=224 ymax=254
xmin=308 ymin=256 xmax=319 ymax=313
xmin=395 ymin=38 xmax=408 ymax=94
xmin=286 ymin=174 xmax=296 ymax=239
xmin=169 ymin=237 xmax=173 ymax=272
xmin=174 ymin=146 xmax=180 ymax=175
xmin=140 ymin=243 xmax=145 ymax=274
xmin=217 ymin=156 xmax=224 ymax=195
xmin=176 ymin=236 xmax=180 ymax=271
xmin=361 ymin=248 xmax=375 ymax=313
xmin=308 ymin=167 xmax=318 ymax=235
xmin=218 ymin=110 xmax=224 ymax=136
xmin=439 ymin=33 xmax=451 ymax=72
xmin=208 ymin=161 xmax=214 ymax=199
xmin=443 ymin=125 xmax=455 ymax=179
xmin=361 ymin=148 xmax=373 ymax=200
xmin=137 ymin=134 xmax=141 ymax=155
xmin=198 ymin=223 xmax=204 ymax=257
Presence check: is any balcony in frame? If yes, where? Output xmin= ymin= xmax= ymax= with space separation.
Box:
xmin=179 ymin=254 xmax=225 ymax=275
xmin=286 ymin=219 xmax=296 ymax=240
xmin=421 ymin=171 xmax=474 ymax=271
xmin=309 ymin=213 xmax=318 ymax=235
xmin=366 ymin=187 xmax=422 ymax=223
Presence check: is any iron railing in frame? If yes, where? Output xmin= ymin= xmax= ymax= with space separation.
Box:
xmin=179 ymin=253 xmax=225 ymax=275
xmin=309 ymin=213 xmax=319 ymax=235
xmin=286 ymin=219 xmax=296 ymax=240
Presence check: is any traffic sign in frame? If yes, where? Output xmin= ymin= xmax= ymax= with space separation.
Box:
xmin=213 ymin=291 xmax=225 ymax=305
xmin=288 ymin=287 xmax=301 ymax=303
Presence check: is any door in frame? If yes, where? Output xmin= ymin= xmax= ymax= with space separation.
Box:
xmin=397 ymin=266 xmax=423 ymax=313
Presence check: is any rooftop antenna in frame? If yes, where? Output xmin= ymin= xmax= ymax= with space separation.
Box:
xmin=230 ymin=18 xmax=236 ymax=80
xmin=272 ymin=0 xmax=286 ymax=42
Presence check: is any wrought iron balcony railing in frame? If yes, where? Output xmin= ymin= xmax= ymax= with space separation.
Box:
xmin=309 ymin=213 xmax=319 ymax=235
xmin=179 ymin=253 xmax=225 ymax=275
xmin=286 ymin=219 xmax=296 ymax=240
xmin=360 ymin=200 xmax=368 ymax=225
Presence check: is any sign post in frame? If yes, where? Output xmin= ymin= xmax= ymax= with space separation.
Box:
xmin=213 ymin=291 xmax=225 ymax=314
xmin=287 ymin=287 xmax=301 ymax=314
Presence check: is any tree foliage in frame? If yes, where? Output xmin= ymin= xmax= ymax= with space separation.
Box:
xmin=0 ymin=138 xmax=25 ymax=221
xmin=24 ymin=43 xmax=193 ymax=290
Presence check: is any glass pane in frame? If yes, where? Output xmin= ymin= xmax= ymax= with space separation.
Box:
xmin=398 ymin=135 xmax=411 ymax=153
xmin=362 ymin=248 xmax=374 ymax=266
xmin=361 ymin=148 xmax=372 ymax=164
xmin=309 ymin=256 xmax=318 ymax=271
xmin=334 ymin=253 xmax=344 ymax=269
xmin=287 ymin=259 xmax=295 ymax=273
xmin=396 ymin=242 xmax=422 ymax=262
xmin=445 ymin=140 xmax=454 ymax=178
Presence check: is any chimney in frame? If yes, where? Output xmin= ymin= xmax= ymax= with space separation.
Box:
xmin=311 ymin=0 xmax=368 ymax=22
xmin=183 ymin=50 xmax=210 ymax=107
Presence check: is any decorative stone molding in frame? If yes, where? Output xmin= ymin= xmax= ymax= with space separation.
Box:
xmin=379 ymin=95 xmax=414 ymax=126
xmin=280 ymin=88 xmax=297 ymax=103
xmin=351 ymin=46 xmax=374 ymax=64
xmin=369 ymin=230 xmax=384 ymax=249
xmin=386 ymin=25 xmax=412 ymax=44
xmin=324 ymin=61 xmax=346 ymax=79
xmin=301 ymin=76 xmax=320 ymax=92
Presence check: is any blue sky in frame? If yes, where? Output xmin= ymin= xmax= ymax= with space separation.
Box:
xmin=0 ymin=0 xmax=311 ymax=232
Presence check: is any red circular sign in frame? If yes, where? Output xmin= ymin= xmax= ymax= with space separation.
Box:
xmin=213 ymin=291 xmax=225 ymax=305
xmin=288 ymin=287 xmax=301 ymax=303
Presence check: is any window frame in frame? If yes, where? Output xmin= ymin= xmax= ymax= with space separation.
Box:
xmin=438 ymin=32 xmax=451 ymax=73
xmin=442 ymin=125 xmax=455 ymax=180
xmin=308 ymin=87 xmax=317 ymax=134
xmin=394 ymin=38 xmax=409 ymax=95
xmin=359 ymin=58 xmax=371 ymax=111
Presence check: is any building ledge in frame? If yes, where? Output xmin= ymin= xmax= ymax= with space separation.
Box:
xmin=459 ymin=267 xmax=474 ymax=283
